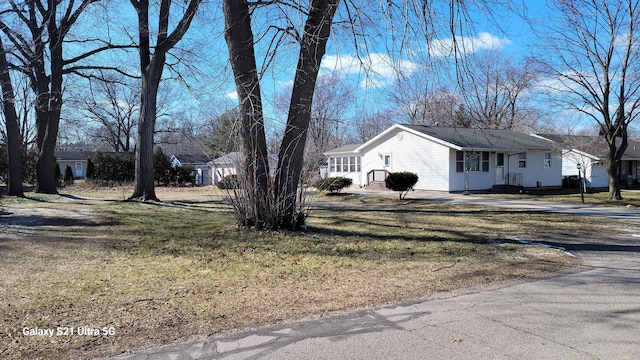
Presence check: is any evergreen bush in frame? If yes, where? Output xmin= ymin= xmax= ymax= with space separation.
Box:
xmin=385 ymin=172 xmax=418 ymax=199
xmin=314 ymin=177 xmax=353 ymax=193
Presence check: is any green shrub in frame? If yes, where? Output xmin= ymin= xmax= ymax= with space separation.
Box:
xmin=385 ymin=172 xmax=418 ymax=199
xmin=86 ymin=158 xmax=95 ymax=179
xmin=64 ymin=165 xmax=74 ymax=185
xmin=217 ymin=174 xmax=240 ymax=189
xmin=314 ymin=177 xmax=353 ymax=193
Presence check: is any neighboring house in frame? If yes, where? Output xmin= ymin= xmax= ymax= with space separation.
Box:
xmin=55 ymin=150 xmax=135 ymax=179
xmin=209 ymin=152 xmax=243 ymax=185
xmin=538 ymin=134 xmax=640 ymax=188
xmin=55 ymin=150 xmax=95 ymax=178
xmin=325 ymin=124 xmax=563 ymax=192
xmin=170 ymin=154 xmax=214 ymax=186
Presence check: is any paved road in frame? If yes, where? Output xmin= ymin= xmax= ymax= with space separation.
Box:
xmin=109 ymin=194 xmax=640 ymax=360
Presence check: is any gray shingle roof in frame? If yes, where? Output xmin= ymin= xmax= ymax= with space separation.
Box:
xmin=324 ymin=144 xmax=362 ymax=154
xmin=211 ymin=152 xmax=242 ymax=165
xmin=403 ymin=125 xmax=553 ymax=150
xmin=172 ymin=154 xmax=213 ymax=165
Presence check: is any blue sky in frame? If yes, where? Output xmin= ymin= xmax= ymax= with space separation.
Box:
xmin=57 ymin=1 xmax=593 ymax=138
xmin=205 ymin=1 xmax=541 ymax=132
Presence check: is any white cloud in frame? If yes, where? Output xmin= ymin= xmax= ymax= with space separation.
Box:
xmin=429 ymin=32 xmax=512 ymax=57
xmin=320 ymin=53 xmax=420 ymax=89
xmin=225 ymin=91 xmax=238 ymax=101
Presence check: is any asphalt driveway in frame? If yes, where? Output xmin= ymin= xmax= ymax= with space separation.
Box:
xmin=109 ymin=193 xmax=640 ymax=360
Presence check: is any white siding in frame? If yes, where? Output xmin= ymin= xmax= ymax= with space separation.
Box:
xmin=57 ymin=160 xmax=86 ymax=178
xmin=563 ymin=153 xmax=608 ymax=188
xmin=510 ymin=150 xmax=563 ymax=188
xmin=449 ymin=151 xmax=499 ymax=192
xmin=361 ymin=129 xmax=451 ymax=191
xmin=212 ymin=165 xmax=239 ymax=184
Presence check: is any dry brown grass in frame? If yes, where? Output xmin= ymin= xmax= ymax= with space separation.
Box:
xmin=0 ymin=186 xmax=601 ymax=359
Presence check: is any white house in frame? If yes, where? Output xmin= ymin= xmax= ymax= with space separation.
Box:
xmin=539 ymin=134 xmax=640 ymax=188
xmin=170 ymin=154 xmax=214 ymax=186
xmin=209 ymin=152 xmax=243 ymax=185
xmin=324 ymin=124 xmax=563 ymax=192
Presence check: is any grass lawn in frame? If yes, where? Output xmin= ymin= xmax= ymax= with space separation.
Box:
xmin=0 ymin=186 xmax=606 ymax=359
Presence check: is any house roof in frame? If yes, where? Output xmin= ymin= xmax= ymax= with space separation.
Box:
xmin=355 ymin=124 xmax=554 ymax=152
xmin=210 ymin=152 xmax=242 ymax=166
xmin=55 ymin=150 xmax=134 ymax=161
xmin=54 ymin=151 xmax=95 ymax=161
xmin=324 ymin=143 xmax=362 ymax=155
xmin=540 ymin=134 xmax=640 ymax=160
xmin=171 ymin=154 xmax=213 ymax=165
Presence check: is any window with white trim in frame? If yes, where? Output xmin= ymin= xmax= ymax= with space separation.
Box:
xmin=328 ymin=156 xmax=361 ymax=173
xmin=456 ymin=151 xmax=464 ymax=172
xmin=518 ymin=152 xmax=527 ymax=168
xmin=544 ymin=152 xmax=552 ymax=168
xmin=481 ymin=152 xmax=490 ymax=172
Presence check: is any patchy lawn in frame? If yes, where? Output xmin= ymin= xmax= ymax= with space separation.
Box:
xmin=0 ymin=187 xmax=602 ymax=359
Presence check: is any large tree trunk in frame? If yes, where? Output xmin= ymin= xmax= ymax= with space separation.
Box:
xmin=606 ymin=148 xmax=622 ymax=200
xmin=605 ymin=130 xmax=628 ymax=201
xmin=130 ymin=63 xmax=161 ymax=201
xmin=274 ymin=0 xmax=340 ymax=229
xmin=0 ymin=36 xmax=24 ymax=197
xmin=129 ymin=0 xmax=201 ymax=202
xmin=223 ymin=0 xmax=271 ymax=227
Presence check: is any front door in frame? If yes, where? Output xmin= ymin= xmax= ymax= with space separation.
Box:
xmin=495 ymin=153 xmax=505 ymax=185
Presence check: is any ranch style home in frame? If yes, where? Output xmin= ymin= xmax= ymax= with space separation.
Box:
xmin=324 ymin=124 xmax=563 ymax=192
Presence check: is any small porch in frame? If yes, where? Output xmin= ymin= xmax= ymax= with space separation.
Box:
xmin=366 ymin=169 xmax=388 ymax=190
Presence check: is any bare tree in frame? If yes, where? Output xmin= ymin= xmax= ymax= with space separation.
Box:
xmin=536 ymin=0 xmax=640 ymax=200
xmin=223 ymin=0 xmax=273 ymax=227
xmin=128 ymin=0 xmax=202 ymax=201
xmin=352 ymin=110 xmax=394 ymax=142
xmin=222 ymin=0 xmax=517 ymax=230
xmin=462 ymin=51 xmax=538 ymax=130
xmin=77 ymin=74 xmax=138 ymax=152
xmin=0 ymin=0 xmax=130 ymax=193
xmin=0 ymin=34 xmax=23 ymax=196
xmin=392 ymin=51 xmax=538 ymax=130
xmin=276 ymin=73 xmax=354 ymax=174
xmin=223 ymin=0 xmax=340 ymax=229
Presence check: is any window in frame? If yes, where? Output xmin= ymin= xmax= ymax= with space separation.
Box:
xmin=456 ymin=151 xmax=464 ymax=173
xmin=518 ymin=152 xmax=527 ymax=168
xmin=384 ymin=154 xmax=391 ymax=168
xmin=496 ymin=153 xmax=504 ymax=167
xmin=330 ymin=156 xmax=360 ymax=173
xmin=482 ymin=152 xmax=490 ymax=172
xmin=544 ymin=152 xmax=552 ymax=168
